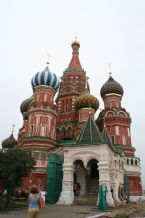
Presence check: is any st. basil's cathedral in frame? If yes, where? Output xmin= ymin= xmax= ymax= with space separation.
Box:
xmin=2 ymin=39 xmax=142 ymax=206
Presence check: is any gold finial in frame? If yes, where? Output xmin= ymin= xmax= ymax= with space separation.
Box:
xmin=85 ymin=77 xmax=90 ymax=92
xmin=46 ymin=54 xmax=50 ymax=66
xmin=71 ymin=36 xmax=80 ymax=47
xmin=85 ymin=79 xmax=88 ymax=90
xmin=12 ymin=124 xmax=15 ymax=134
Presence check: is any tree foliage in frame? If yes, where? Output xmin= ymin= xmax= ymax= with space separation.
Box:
xmin=0 ymin=149 xmax=35 ymax=191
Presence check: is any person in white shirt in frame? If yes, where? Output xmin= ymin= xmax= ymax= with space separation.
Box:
xmin=40 ymin=187 xmax=46 ymax=202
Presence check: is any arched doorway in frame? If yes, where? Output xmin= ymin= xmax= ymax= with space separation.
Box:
xmin=86 ymin=159 xmax=99 ymax=200
xmin=73 ymin=159 xmax=99 ymax=205
xmin=88 ymin=159 xmax=99 ymax=179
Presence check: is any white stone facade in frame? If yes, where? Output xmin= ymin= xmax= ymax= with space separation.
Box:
xmin=57 ymin=143 xmax=124 ymax=206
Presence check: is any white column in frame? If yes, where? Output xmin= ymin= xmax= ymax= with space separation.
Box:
xmin=98 ymin=161 xmax=115 ymax=207
xmin=113 ymin=183 xmax=120 ymax=202
xmin=106 ymin=185 xmax=115 ymax=207
xmin=57 ymin=164 xmax=74 ymax=205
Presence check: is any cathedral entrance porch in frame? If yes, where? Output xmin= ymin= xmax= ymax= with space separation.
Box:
xmin=74 ymin=159 xmax=99 ymax=205
xmin=57 ymin=145 xmax=119 ymax=206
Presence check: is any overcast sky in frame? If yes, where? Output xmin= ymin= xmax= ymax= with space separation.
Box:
xmin=0 ymin=0 xmax=145 ymax=189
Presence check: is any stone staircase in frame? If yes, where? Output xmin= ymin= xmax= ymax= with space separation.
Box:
xmin=74 ymin=178 xmax=99 ymax=205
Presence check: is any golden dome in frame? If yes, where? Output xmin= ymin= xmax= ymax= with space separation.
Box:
xmin=75 ymin=92 xmax=99 ymax=111
xmin=71 ymin=37 xmax=80 ymax=47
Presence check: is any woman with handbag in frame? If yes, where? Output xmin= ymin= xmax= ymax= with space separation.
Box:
xmin=28 ymin=185 xmax=40 ymax=218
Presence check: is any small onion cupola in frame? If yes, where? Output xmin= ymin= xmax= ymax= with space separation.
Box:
xmin=100 ymin=75 xmax=124 ymax=99
xmin=20 ymin=95 xmax=33 ymax=114
xmin=2 ymin=133 xmax=17 ymax=149
xmin=31 ymin=64 xmax=60 ymax=91
xmin=75 ymin=91 xmax=99 ymax=111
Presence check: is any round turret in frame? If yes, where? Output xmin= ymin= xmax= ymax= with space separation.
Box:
xmin=100 ymin=75 xmax=124 ymax=98
xmin=31 ymin=66 xmax=60 ymax=91
xmin=75 ymin=92 xmax=99 ymax=111
xmin=2 ymin=134 xmax=17 ymax=149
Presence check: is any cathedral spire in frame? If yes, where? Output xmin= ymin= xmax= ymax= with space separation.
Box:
xmin=68 ymin=38 xmax=82 ymax=69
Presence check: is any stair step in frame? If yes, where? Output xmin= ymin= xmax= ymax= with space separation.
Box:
xmin=74 ymin=195 xmax=98 ymax=205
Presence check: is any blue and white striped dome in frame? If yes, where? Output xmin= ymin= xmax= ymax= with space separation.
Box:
xmin=31 ymin=66 xmax=60 ymax=91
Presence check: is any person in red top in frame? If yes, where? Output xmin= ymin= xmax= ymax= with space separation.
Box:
xmin=76 ymin=183 xmax=81 ymax=196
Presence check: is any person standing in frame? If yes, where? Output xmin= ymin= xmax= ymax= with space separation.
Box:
xmin=28 ymin=185 xmax=40 ymax=218
xmin=76 ymin=182 xmax=81 ymax=196
xmin=40 ymin=187 xmax=46 ymax=202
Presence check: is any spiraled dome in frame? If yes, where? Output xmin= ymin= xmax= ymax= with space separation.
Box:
xmin=31 ymin=66 xmax=60 ymax=91
xmin=20 ymin=95 xmax=33 ymax=114
xmin=100 ymin=76 xmax=124 ymax=98
xmin=2 ymin=134 xmax=17 ymax=149
xmin=75 ymin=92 xmax=99 ymax=111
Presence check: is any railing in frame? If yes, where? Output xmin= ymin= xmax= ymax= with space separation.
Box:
xmin=0 ymin=195 xmax=27 ymax=210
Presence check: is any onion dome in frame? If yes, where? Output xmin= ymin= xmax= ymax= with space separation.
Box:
xmin=100 ymin=75 xmax=124 ymax=98
xmin=75 ymin=92 xmax=99 ymax=111
xmin=31 ymin=66 xmax=60 ymax=91
xmin=20 ymin=95 xmax=33 ymax=114
xmin=2 ymin=134 xmax=17 ymax=149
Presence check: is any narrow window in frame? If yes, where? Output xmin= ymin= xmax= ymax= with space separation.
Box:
xmin=115 ymin=126 xmax=119 ymax=135
xmin=30 ymin=125 xmax=33 ymax=136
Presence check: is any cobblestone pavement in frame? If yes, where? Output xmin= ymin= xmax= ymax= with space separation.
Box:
xmin=0 ymin=203 xmax=145 ymax=218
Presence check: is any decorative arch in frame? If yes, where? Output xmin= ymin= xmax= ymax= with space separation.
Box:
xmin=70 ymin=154 xmax=85 ymax=166
xmin=85 ymin=154 xmax=100 ymax=166
xmin=69 ymin=151 xmax=100 ymax=167
xmin=117 ymin=111 xmax=127 ymax=118
xmin=67 ymin=126 xmax=74 ymax=139
xmin=60 ymin=126 xmax=66 ymax=139
xmin=106 ymin=111 xmax=115 ymax=117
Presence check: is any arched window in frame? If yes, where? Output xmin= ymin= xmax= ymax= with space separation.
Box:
xmin=111 ymin=136 xmax=115 ymax=144
xmin=114 ymin=160 xmax=117 ymax=169
xmin=135 ymin=160 xmax=138 ymax=166
xmin=41 ymin=153 xmax=46 ymax=161
xmin=107 ymin=112 xmax=114 ymax=117
xmin=131 ymin=159 xmax=134 ymax=165
xmin=30 ymin=125 xmax=33 ymax=136
xmin=127 ymin=158 xmax=129 ymax=165
xmin=61 ymin=127 xmax=66 ymax=139
xmin=56 ymin=128 xmax=59 ymax=136
xmin=67 ymin=127 xmax=74 ymax=139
